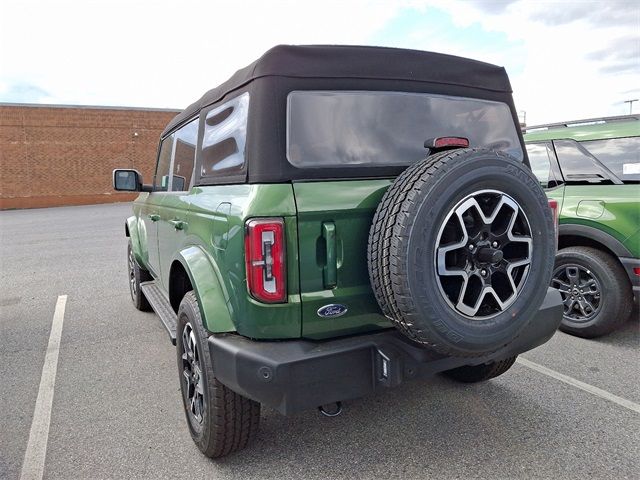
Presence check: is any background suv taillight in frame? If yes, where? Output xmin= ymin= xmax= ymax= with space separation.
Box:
xmin=245 ymin=218 xmax=286 ymax=303
xmin=548 ymin=199 xmax=559 ymax=245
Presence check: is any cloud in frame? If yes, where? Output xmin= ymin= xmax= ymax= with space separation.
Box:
xmin=530 ymin=0 xmax=639 ymax=27
xmin=469 ymin=0 xmax=518 ymax=14
xmin=0 ymin=82 xmax=52 ymax=103
xmin=1 ymin=0 xmax=638 ymax=123
xmin=586 ymin=36 xmax=640 ymax=75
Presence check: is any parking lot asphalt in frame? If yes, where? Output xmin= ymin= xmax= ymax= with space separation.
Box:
xmin=1 ymin=202 xmax=639 ymax=480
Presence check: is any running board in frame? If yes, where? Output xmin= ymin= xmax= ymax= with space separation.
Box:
xmin=140 ymin=281 xmax=177 ymax=345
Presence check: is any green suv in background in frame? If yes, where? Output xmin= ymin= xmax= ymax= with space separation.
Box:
xmin=114 ymin=45 xmax=562 ymax=458
xmin=525 ymin=115 xmax=640 ymax=338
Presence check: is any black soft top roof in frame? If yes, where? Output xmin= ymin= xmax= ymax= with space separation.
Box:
xmin=162 ymin=44 xmax=512 ymax=136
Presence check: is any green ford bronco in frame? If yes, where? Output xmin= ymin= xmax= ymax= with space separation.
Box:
xmin=525 ymin=116 xmax=639 ymax=338
xmin=114 ymin=45 xmax=562 ymax=458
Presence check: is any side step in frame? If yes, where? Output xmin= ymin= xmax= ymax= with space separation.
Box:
xmin=140 ymin=281 xmax=177 ymax=345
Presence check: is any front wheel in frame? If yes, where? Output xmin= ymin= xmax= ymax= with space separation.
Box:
xmin=551 ymin=247 xmax=632 ymax=338
xmin=177 ymin=291 xmax=260 ymax=458
xmin=128 ymin=240 xmax=152 ymax=311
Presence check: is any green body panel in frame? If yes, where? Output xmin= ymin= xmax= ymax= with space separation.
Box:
xmin=158 ymin=193 xmax=191 ymax=289
xmin=133 ymin=184 xmax=302 ymax=339
xmin=126 ymin=215 xmax=147 ymax=267
xmin=559 ymin=185 xmax=640 ymax=257
xmin=525 ymin=119 xmax=640 ymax=142
xmin=293 ymin=180 xmax=394 ymax=339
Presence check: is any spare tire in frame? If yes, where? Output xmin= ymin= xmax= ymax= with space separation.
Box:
xmin=368 ymin=148 xmax=555 ymax=357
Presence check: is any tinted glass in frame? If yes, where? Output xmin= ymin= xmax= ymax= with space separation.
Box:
xmin=526 ymin=143 xmax=554 ymax=188
xmin=201 ymin=92 xmax=249 ymax=177
xmin=170 ymin=118 xmax=198 ymax=191
xmin=154 ymin=134 xmax=174 ymax=191
xmin=581 ymin=137 xmax=640 ymax=182
xmin=554 ymin=139 xmax=615 ymax=184
xmin=287 ymin=91 xmax=523 ymax=168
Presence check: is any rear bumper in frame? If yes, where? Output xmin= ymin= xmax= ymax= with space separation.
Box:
xmin=209 ymin=288 xmax=563 ymax=415
xmin=619 ymin=257 xmax=640 ymax=307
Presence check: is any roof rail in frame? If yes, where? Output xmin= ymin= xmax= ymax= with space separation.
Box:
xmin=524 ymin=114 xmax=640 ymax=133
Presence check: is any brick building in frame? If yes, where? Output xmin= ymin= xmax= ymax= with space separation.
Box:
xmin=0 ymin=103 xmax=179 ymax=209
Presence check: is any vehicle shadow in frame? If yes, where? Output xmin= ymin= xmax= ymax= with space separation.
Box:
xmin=211 ymin=374 xmax=586 ymax=479
xmin=595 ymin=314 xmax=640 ymax=349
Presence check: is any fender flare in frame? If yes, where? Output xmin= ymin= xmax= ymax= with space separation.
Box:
xmin=559 ymin=224 xmax=632 ymax=257
xmin=174 ymin=246 xmax=235 ymax=333
xmin=125 ymin=216 xmax=148 ymax=267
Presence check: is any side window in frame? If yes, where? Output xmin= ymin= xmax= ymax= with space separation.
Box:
xmin=170 ymin=118 xmax=198 ymax=192
xmin=554 ymin=139 xmax=616 ymax=184
xmin=526 ymin=143 xmax=554 ymax=188
xmin=581 ymin=137 xmax=640 ymax=183
xmin=154 ymin=134 xmax=174 ymax=191
xmin=200 ymin=92 xmax=249 ymax=178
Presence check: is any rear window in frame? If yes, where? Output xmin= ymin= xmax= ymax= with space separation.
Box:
xmin=286 ymin=91 xmax=523 ymax=168
xmin=581 ymin=137 xmax=640 ymax=182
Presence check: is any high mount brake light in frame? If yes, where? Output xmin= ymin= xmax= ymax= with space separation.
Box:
xmin=245 ymin=218 xmax=286 ymax=303
xmin=424 ymin=136 xmax=470 ymax=150
xmin=548 ymin=199 xmax=559 ymax=244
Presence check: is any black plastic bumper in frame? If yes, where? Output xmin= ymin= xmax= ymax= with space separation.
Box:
xmin=209 ymin=288 xmax=563 ymax=415
xmin=619 ymin=257 xmax=640 ymax=307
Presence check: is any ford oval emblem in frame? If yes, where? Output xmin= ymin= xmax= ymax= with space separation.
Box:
xmin=317 ymin=304 xmax=348 ymax=318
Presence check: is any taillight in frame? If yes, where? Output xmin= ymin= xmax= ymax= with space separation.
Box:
xmin=245 ymin=218 xmax=286 ymax=303
xmin=548 ymin=199 xmax=559 ymax=244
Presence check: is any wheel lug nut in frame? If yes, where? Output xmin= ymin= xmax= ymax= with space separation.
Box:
xmin=492 ymin=241 xmax=498 ymax=248
xmin=481 ymin=269 xmax=487 ymax=277
xmin=468 ymin=244 xmax=475 ymax=251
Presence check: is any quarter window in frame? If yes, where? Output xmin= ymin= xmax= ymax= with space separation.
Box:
xmin=201 ymin=92 xmax=249 ymax=177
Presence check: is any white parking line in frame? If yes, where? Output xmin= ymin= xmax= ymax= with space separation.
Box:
xmin=20 ymin=295 xmax=68 ymax=480
xmin=517 ymin=357 xmax=640 ymax=414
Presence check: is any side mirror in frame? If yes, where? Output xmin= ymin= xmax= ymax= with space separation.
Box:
xmin=113 ymin=169 xmax=148 ymax=192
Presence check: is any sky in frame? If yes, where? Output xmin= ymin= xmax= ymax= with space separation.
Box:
xmin=0 ymin=0 xmax=638 ymax=125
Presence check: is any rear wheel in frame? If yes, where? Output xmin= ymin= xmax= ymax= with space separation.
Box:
xmin=177 ymin=291 xmax=260 ymax=458
xmin=444 ymin=356 xmax=517 ymax=383
xmin=551 ymin=247 xmax=632 ymax=338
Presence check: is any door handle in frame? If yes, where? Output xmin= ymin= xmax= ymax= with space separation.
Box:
xmin=322 ymin=222 xmax=337 ymax=289
xmin=148 ymin=213 xmax=160 ymax=222
xmin=169 ymin=219 xmax=187 ymax=230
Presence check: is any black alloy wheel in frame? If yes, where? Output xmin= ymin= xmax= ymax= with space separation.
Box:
xmin=551 ymin=246 xmax=633 ymax=338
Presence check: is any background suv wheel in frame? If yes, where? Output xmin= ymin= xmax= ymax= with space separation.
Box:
xmin=552 ymin=246 xmax=633 ymax=338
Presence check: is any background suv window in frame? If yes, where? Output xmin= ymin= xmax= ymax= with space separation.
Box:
xmin=581 ymin=137 xmax=640 ymax=183
xmin=526 ymin=142 xmax=557 ymax=188
xmin=554 ymin=139 xmax=620 ymax=184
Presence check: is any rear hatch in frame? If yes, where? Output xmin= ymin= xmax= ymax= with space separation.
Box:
xmin=294 ymin=180 xmax=393 ymax=339
xmin=287 ymin=90 xmax=526 ymax=339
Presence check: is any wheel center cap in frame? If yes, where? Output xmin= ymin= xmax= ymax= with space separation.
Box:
xmin=476 ymin=247 xmax=503 ymax=264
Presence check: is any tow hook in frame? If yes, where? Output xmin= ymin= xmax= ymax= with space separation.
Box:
xmin=318 ymin=401 xmax=343 ymax=417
